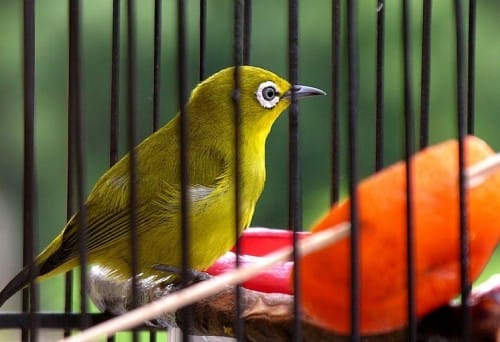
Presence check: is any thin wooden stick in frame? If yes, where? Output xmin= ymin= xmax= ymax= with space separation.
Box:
xmin=62 ymin=152 xmax=500 ymax=342
xmin=466 ymin=152 xmax=500 ymax=188
xmin=60 ymin=223 xmax=351 ymax=342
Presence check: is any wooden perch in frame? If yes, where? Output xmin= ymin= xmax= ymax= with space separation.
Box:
xmin=178 ymin=275 xmax=500 ymax=341
xmin=87 ymin=266 xmax=499 ymax=341
xmin=176 ymin=284 xmax=405 ymax=341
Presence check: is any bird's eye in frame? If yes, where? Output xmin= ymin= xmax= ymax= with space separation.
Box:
xmin=255 ymin=81 xmax=281 ymax=109
xmin=262 ymin=86 xmax=277 ymax=101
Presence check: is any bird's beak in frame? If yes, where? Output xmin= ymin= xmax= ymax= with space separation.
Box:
xmin=283 ymin=85 xmax=326 ymax=99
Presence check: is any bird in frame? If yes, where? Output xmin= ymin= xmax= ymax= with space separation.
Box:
xmin=0 ymin=66 xmax=325 ymax=307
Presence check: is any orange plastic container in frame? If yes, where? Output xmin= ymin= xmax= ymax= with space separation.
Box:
xmin=300 ymin=136 xmax=500 ymax=334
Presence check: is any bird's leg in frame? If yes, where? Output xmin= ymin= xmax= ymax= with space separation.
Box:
xmin=152 ymin=264 xmax=211 ymax=287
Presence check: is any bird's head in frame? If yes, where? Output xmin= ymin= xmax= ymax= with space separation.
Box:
xmin=187 ymin=66 xmax=325 ymax=141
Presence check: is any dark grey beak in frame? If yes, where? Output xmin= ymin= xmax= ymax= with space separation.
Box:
xmin=283 ymin=85 xmax=326 ymax=99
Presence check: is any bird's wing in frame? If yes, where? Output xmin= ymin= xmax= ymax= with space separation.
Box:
xmin=38 ymin=202 xmax=146 ymax=274
xmin=39 ymin=147 xmax=230 ymax=274
xmin=39 ymin=183 xmax=219 ymax=274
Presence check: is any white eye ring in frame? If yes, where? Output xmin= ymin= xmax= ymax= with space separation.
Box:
xmin=255 ymin=81 xmax=281 ymax=109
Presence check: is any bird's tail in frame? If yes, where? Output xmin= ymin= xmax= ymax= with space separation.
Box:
xmin=0 ymin=255 xmax=76 ymax=307
xmin=0 ymin=264 xmax=38 ymax=307
xmin=0 ymin=234 xmax=71 ymax=307
xmin=0 ymin=218 xmax=85 ymax=307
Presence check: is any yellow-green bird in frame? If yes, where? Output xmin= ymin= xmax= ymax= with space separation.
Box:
xmin=0 ymin=66 xmax=325 ymax=306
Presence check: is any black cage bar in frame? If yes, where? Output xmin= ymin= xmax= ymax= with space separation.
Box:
xmin=0 ymin=1 xmax=498 ymax=341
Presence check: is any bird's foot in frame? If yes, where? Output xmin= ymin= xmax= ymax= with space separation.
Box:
xmin=152 ymin=264 xmax=210 ymax=287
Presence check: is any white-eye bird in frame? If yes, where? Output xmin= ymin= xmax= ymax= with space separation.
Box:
xmin=0 ymin=66 xmax=325 ymax=306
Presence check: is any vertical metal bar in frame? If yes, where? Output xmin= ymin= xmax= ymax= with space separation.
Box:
xmin=177 ymin=1 xmax=191 ymax=341
xmin=107 ymin=2 xmax=121 ymax=341
xmin=64 ymin=79 xmax=75 ymax=335
xmin=401 ymin=0 xmax=416 ymax=340
xmin=177 ymin=0 xmax=189 ymax=281
xmin=346 ymin=0 xmax=360 ymax=340
xmin=126 ymin=0 xmax=140 ymax=340
xmin=453 ymin=1 xmax=470 ymax=340
xmin=69 ymin=0 xmax=90 ymax=330
xmin=331 ymin=0 xmax=341 ymax=204
xmin=149 ymin=2 xmax=163 ymax=341
xmin=110 ymin=0 xmax=121 ymax=166
xmin=419 ymin=0 xmax=432 ymax=149
xmin=375 ymin=0 xmax=385 ymax=171
xmin=467 ymin=0 xmax=476 ymax=134
xmin=233 ymin=1 xmax=244 ymax=340
xmin=22 ymin=0 xmax=38 ymax=340
xmin=199 ymin=0 xmax=207 ymax=80
xmin=243 ymin=0 xmax=252 ymax=65
xmin=153 ymin=0 xmax=162 ymax=132
xmin=287 ymin=0 xmax=302 ymax=341
xmin=151 ymin=2 xmax=162 ymax=340
xmin=64 ymin=30 xmax=77 ymax=335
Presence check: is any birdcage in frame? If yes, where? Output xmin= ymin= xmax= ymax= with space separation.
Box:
xmin=0 ymin=1 xmax=498 ymax=341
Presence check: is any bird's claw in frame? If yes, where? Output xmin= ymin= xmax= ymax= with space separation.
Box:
xmin=152 ymin=264 xmax=210 ymax=286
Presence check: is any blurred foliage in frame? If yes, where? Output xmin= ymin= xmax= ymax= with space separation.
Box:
xmin=0 ymin=0 xmax=498 ymax=331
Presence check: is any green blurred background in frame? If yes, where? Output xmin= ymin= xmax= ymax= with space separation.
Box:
xmin=0 ymin=0 xmax=499 ymax=339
